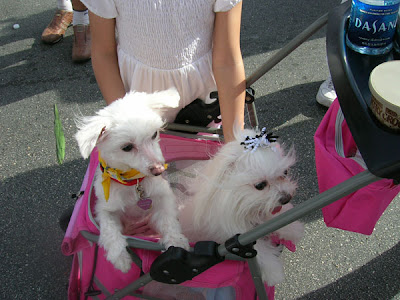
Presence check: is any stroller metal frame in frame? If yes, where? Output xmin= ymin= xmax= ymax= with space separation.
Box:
xmin=67 ymin=2 xmax=399 ymax=299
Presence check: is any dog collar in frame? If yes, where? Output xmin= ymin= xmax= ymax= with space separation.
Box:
xmin=98 ymin=154 xmax=146 ymax=201
xmin=98 ymin=153 xmax=168 ymax=201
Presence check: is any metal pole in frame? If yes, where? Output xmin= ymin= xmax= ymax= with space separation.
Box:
xmin=247 ymin=257 xmax=269 ymax=300
xmin=105 ymin=273 xmax=154 ymax=300
xmin=247 ymin=102 xmax=259 ymax=129
xmin=165 ymin=123 xmax=222 ymax=134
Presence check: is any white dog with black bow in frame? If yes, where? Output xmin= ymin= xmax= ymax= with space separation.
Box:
xmin=179 ymin=127 xmax=304 ymax=286
xmin=75 ymin=89 xmax=189 ymax=273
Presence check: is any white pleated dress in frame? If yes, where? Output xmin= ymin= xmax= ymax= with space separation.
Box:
xmin=81 ymin=0 xmax=242 ymax=121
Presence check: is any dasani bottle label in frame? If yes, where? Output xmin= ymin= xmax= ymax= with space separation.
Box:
xmin=346 ymin=0 xmax=400 ymax=55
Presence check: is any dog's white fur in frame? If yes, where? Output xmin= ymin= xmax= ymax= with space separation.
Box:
xmin=75 ymin=89 xmax=189 ymax=273
xmin=179 ymin=128 xmax=304 ymax=286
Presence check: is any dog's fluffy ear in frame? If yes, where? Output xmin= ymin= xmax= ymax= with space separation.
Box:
xmin=144 ymin=88 xmax=180 ymax=111
xmin=75 ymin=115 xmax=109 ymax=159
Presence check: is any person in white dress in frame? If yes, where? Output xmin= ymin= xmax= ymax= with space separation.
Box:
xmin=80 ymin=0 xmax=246 ymax=142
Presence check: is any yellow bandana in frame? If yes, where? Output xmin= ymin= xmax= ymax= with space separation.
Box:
xmin=98 ymin=153 xmax=167 ymax=201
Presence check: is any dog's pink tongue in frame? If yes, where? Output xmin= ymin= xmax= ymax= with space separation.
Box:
xmin=271 ymin=206 xmax=282 ymax=215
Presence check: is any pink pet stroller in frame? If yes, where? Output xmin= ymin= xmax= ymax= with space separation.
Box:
xmin=62 ymin=3 xmax=400 ymax=299
xmin=62 ymin=135 xmax=280 ymax=300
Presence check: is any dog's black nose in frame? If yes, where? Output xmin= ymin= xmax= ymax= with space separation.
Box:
xmin=150 ymin=164 xmax=165 ymax=176
xmin=279 ymin=193 xmax=292 ymax=205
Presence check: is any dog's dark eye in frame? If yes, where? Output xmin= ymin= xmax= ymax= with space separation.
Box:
xmin=151 ymin=131 xmax=158 ymax=140
xmin=278 ymin=170 xmax=289 ymax=181
xmin=254 ymin=181 xmax=268 ymax=190
xmin=121 ymin=143 xmax=135 ymax=152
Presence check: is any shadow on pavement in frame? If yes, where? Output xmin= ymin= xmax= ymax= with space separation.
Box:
xmin=0 ymin=158 xmax=87 ymax=299
xmin=298 ymin=242 xmax=400 ymax=300
xmin=0 ymin=9 xmax=99 ymax=107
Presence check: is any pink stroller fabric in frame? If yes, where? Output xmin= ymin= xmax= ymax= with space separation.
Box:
xmin=314 ymin=99 xmax=400 ymax=235
xmin=62 ymin=134 xmax=275 ymax=300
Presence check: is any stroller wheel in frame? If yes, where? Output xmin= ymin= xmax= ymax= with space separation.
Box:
xmin=59 ymin=206 xmax=74 ymax=232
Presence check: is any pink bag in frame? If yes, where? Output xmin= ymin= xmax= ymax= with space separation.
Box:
xmin=314 ymin=99 xmax=400 ymax=235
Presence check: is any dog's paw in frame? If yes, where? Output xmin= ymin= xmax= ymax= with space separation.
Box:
xmin=276 ymin=221 xmax=305 ymax=244
xmin=257 ymin=247 xmax=285 ymax=286
xmin=262 ymin=269 xmax=285 ymax=287
xmin=161 ymin=234 xmax=190 ymax=251
xmin=107 ymin=247 xmax=132 ymax=273
xmin=259 ymin=257 xmax=285 ymax=286
xmin=101 ymin=238 xmax=132 ymax=273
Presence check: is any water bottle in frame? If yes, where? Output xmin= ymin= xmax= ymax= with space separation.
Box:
xmin=346 ymin=0 xmax=400 ymax=55
xmin=394 ymin=11 xmax=400 ymax=54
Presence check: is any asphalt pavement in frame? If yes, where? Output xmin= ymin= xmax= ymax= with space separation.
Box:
xmin=1 ymin=0 xmax=399 ymax=299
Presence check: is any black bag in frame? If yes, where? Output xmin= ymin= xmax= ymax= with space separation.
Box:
xmin=174 ymin=98 xmax=221 ymax=127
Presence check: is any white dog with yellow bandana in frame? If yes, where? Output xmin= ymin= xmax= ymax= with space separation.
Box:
xmin=75 ymin=89 xmax=189 ymax=273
